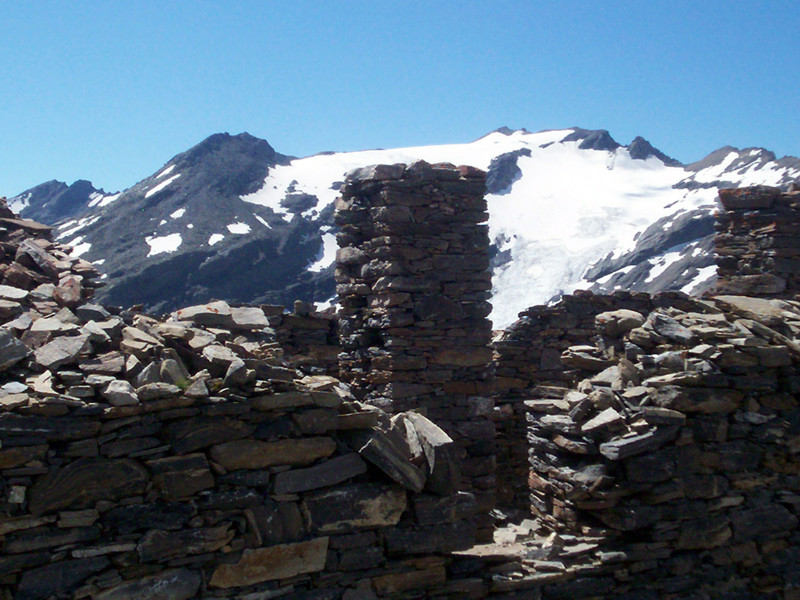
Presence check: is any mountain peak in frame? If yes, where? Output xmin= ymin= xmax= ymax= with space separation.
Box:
xmin=627 ymin=136 xmax=682 ymax=167
xmin=562 ymin=128 xmax=621 ymax=151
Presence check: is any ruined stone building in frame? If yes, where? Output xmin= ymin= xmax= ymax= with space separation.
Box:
xmin=0 ymin=177 xmax=798 ymax=599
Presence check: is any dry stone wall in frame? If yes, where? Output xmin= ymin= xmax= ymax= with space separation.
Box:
xmin=0 ymin=201 xmax=480 ymax=600
xmin=492 ymin=290 xmax=655 ymax=509
xmin=715 ymin=185 xmax=800 ymax=296
xmin=524 ymin=294 xmax=800 ymax=597
xmin=334 ymin=162 xmax=496 ymax=538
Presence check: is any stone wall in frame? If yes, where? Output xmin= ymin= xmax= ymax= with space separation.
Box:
xmin=715 ymin=185 xmax=800 ymax=297
xmin=0 ymin=202 xmax=479 ymax=600
xmin=524 ymin=293 xmax=800 ymax=598
xmin=334 ymin=162 xmax=496 ymax=538
xmin=492 ymin=290 xmax=655 ymax=509
xmin=268 ymin=300 xmax=339 ymax=377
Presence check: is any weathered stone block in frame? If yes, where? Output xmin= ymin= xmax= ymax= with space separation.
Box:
xmin=137 ymin=524 xmax=232 ymax=563
xmin=302 ymin=483 xmax=407 ymax=533
xmin=29 ymin=458 xmax=147 ymax=516
xmin=210 ymin=437 xmax=337 ymax=470
xmin=95 ymin=568 xmax=201 ymax=600
xmin=209 ymin=537 xmax=329 ymax=588
xmin=274 ymin=453 xmax=368 ymax=495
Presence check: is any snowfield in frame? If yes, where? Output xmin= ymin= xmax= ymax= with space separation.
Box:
xmin=241 ymin=128 xmax=799 ymax=326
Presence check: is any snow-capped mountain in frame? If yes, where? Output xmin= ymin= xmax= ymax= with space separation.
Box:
xmin=10 ymin=128 xmax=800 ymax=327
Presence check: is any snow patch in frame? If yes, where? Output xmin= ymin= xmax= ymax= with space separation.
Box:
xmin=227 ymin=222 xmax=251 ymax=235
xmin=146 ymin=233 xmax=182 ymax=257
xmin=156 ymin=164 xmax=176 ymax=179
xmin=208 ymin=234 xmax=224 ymax=246
xmin=254 ymin=214 xmax=272 ymax=229
xmin=89 ymin=192 xmax=121 ymax=208
xmin=8 ymin=193 xmax=31 ymax=214
xmin=65 ymin=236 xmax=91 ymax=258
xmin=145 ymin=173 xmax=181 ymax=198
xmin=680 ymin=265 xmax=717 ymax=293
xmin=307 ymin=233 xmax=338 ymax=273
xmin=170 ymin=208 xmax=186 ymax=219
xmin=644 ymin=246 xmax=688 ymax=283
xmin=56 ymin=215 xmax=101 ymax=240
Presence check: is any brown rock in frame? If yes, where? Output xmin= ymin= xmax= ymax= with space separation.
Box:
xmin=210 ymin=437 xmax=337 ymax=470
xmin=302 ymin=483 xmax=407 ymax=533
xmin=209 ymin=537 xmax=329 ymax=588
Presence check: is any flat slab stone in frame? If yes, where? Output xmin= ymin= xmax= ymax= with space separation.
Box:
xmin=34 ymin=334 xmax=90 ymax=370
xmin=274 ymin=453 xmax=367 ymax=495
xmin=210 ymin=437 xmax=337 ymax=470
xmin=137 ymin=524 xmax=232 ymax=562
xmin=209 ymin=537 xmax=329 ymax=588
xmin=29 ymin=458 xmax=148 ymax=516
xmin=302 ymin=483 xmax=407 ymax=533
xmin=95 ymin=568 xmax=201 ymax=600
xmin=0 ymin=329 xmax=31 ymax=372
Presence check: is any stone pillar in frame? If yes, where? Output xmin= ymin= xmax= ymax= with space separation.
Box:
xmin=715 ymin=185 xmax=800 ymax=296
xmin=334 ymin=160 xmax=495 ymax=537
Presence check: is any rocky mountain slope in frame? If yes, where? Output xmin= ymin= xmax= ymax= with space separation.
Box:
xmin=9 ymin=128 xmax=800 ymax=326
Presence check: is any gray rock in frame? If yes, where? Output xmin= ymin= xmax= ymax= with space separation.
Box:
xmin=647 ymin=312 xmax=695 ymax=345
xmin=95 ymin=568 xmax=200 ymax=600
xmin=599 ymin=426 xmax=680 ymax=460
xmin=175 ymin=300 xmax=234 ymax=327
xmin=101 ymin=379 xmax=139 ymax=406
xmin=404 ymin=411 xmax=461 ymax=496
xmin=80 ymin=320 xmax=111 ymax=343
xmin=274 ymin=453 xmax=368 ymax=495
xmin=0 ymin=329 xmax=31 ymax=372
xmin=137 ymin=382 xmax=181 ymax=401
xmin=16 ymin=557 xmax=109 ymax=600
xmin=0 ymin=284 xmax=28 ymax=300
xmin=30 ymin=316 xmax=79 ymax=333
xmin=75 ymin=303 xmax=111 ymax=322
xmin=358 ymin=422 xmax=426 ymax=493
xmin=595 ymin=309 xmax=646 ymax=337
xmin=159 ymin=354 xmax=190 ymax=384
xmin=34 ymin=334 xmax=90 ymax=369
xmin=230 ymin=306 xmax=269 ymax=329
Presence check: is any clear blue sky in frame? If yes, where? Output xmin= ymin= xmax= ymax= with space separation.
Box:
xmin=2 ymin=0 xmax=799 ymax=196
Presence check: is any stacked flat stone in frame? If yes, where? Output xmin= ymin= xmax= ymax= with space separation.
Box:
xmin=334 ymin=161 xmax=496 ymax=538
xmin=525 ymin=294 xmax=800 ymax=598
xmin=492 ymin=290 xmax=654 ymax=509
xmin=715 ymin=185 xmax=800 ymax=296
xmin=269 ymin=300 xmax=339 ymax=376
xmin=0 ymin=204 xmax=479 ymax=600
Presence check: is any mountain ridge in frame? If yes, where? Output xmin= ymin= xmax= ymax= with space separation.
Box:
xmin=8 ymin=127 xmax=800 ymax=326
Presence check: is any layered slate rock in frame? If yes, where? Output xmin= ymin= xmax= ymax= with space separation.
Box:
xmin=715 ymin=185 xmax=800 ymax=295
xmin=0 ymin=197 xmax=478 ymax=600
xmin=334 ymin=161 xmax=496 ymax=538
xmin=522 ymin=291 xmax=800 ymax=598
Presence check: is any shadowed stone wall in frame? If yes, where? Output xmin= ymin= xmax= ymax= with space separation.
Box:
xmin=334 ymin=161 xmax=496 ymax=538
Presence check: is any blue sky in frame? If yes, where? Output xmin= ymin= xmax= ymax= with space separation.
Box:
xmin=2 ymin=1 xmax=799 ymax=196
